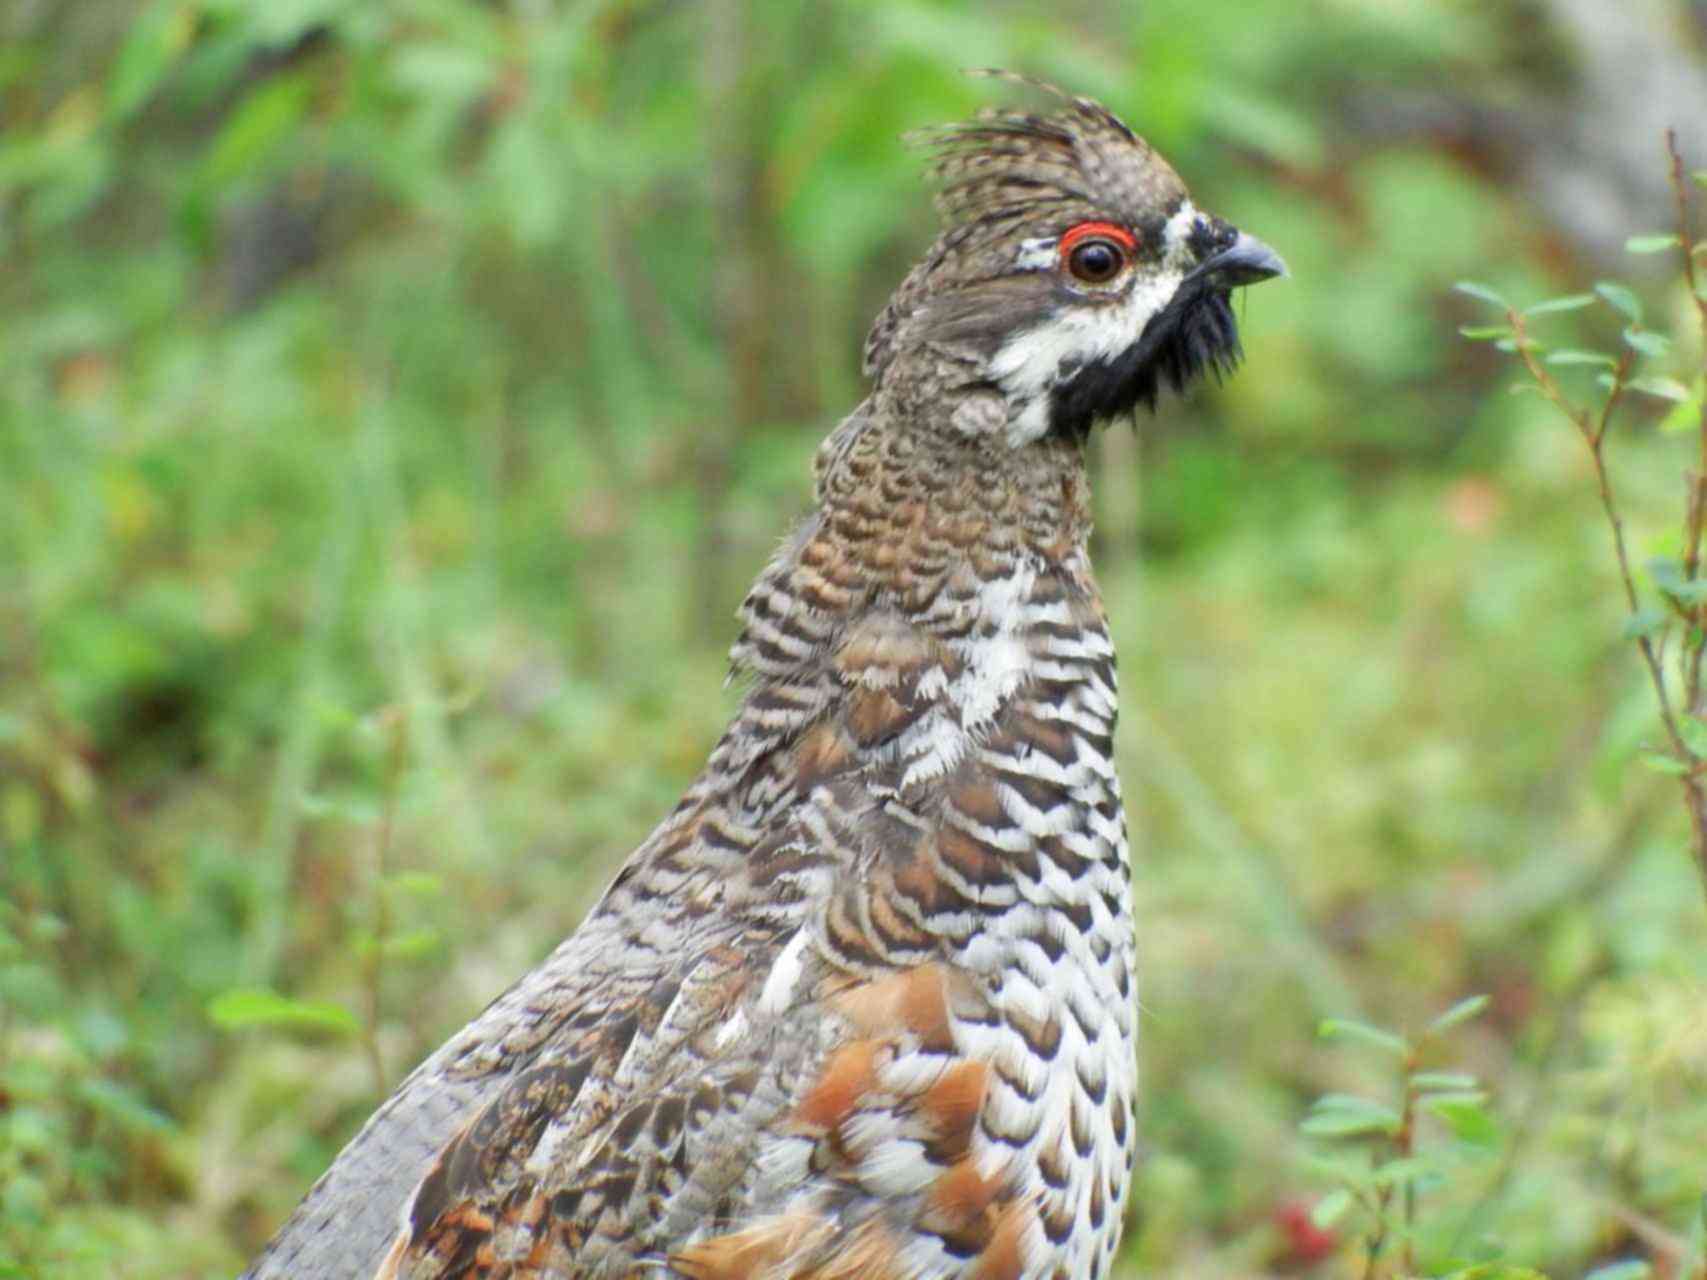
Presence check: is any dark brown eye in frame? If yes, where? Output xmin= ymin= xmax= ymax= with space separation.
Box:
xmin=1068 ymin=239 xmax=1125 ymax=283
xmin=1059 ymin=220 xmax=1138 ymax=286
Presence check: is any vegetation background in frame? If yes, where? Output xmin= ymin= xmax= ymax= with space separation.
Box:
xmin=3 ymin=0 xmax=1706 ymax=1276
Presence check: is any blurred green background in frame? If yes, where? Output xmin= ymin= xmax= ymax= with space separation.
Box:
xmin=4 ymin=1 xmax=1707 ymax=1276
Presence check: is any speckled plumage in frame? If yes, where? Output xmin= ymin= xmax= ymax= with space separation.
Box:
xmin=244 ymin=76 xmax=1281 ymax=1280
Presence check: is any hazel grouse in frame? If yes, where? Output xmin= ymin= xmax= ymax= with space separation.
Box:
xmin=244 ymin=76 xmax=1284 ymax=1280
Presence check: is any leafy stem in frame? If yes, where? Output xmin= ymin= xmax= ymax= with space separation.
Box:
xmin=1458 ymin=133 xmax=1707 ymax=908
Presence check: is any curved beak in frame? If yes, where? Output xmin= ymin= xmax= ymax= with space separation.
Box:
xmin=1195 ymin=231 xmax=1287 ymax=288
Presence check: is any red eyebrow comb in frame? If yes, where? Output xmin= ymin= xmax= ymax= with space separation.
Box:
xmin=1059 ymin=221 xmax=1138 ymax=255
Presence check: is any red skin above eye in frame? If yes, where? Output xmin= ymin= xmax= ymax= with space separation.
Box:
xmin=1059 ymin=221 xmax=1138 ymax=259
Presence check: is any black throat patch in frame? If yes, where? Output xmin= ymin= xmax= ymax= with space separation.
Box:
xmin=1046 ymin=283 xmax=1243 ymax=441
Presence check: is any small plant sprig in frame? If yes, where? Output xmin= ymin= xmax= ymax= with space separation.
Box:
xmin=1457 ymin=131 xmax=1707 ymax=909
xmin=1301 ymin=996 xmax=1531 ymax=1279
xmin=207 ymin=698 xmax=446 ymax=1097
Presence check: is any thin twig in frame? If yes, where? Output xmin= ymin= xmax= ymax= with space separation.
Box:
xmin=1667 ymin=132 xmax=1707 ymax=715
xmin=1510 ymin=313 xmax=1690 ymax=765
xmin=1362 ymin=1170 xmax=1390 ymax=1280
xmin=1668 ymin=130 xmax=1707 ymax=349
xmin=1663 ymin=132 xmax=1707 ymax=901
xmin=1396 ymin=1046 xmax=1419 ymax=1278
xmin=1513 ymin=267 xmax=1707 ymax=896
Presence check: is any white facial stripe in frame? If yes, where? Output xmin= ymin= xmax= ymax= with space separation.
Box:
xmin=1161 ymin=199 xmax=1201 ymax=268
xmin=985 ymin=266 xmax=1185 ymax=447
xmin=1013 ymin=235 xmax=1058 ymax=271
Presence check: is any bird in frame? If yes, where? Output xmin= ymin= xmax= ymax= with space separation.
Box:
xmin=243 ymin=74 xmax=1283 ymax=1280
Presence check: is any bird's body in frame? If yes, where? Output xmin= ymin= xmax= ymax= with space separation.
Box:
xmin=245 ymin=79 xmax=1281 ymax=1280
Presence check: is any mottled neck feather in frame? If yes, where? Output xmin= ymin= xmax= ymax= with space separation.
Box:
xmin=731 ymin=398 xmax=1095 ymax=684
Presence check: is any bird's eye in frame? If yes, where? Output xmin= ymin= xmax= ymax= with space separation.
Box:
xmin=1059 ymin=221 xmax=1138 ymax=286
xmin=1068 ymin=239 xmax=1125 ymax=283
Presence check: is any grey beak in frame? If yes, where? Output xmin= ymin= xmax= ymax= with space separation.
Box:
xmin=1198 ymin=231 xmax=1287 ymax=287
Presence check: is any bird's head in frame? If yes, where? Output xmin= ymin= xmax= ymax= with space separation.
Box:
xmin=865 ymin=75 xmax=1285 ymax=447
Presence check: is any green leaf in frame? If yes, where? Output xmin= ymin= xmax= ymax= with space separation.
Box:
xmin=1302 ymin=1094 xmax=1404 ymax=1137
xmin=107 ymin=0 xmax=195 ymax=122
xmin=1623 ymin=327 xmax=1672 ymax=358
xmin=1418 ymin=1088 xmax=1490 ymax=1107
xmin=1625 ymin=234 xmax=1682 ymax=255
xmin=1459 ymin=325 xmax=1513 ymax=341
xmin=1427 ymin=994 xmax=1490 ymax=1035
xmin=1595 ymin=281 xmax=1643 ymax=322
xmin=1301 ymin=1110 xmax=1402 ymax=1138
xmin=1628 ymin=375 xmax=1693 ymax=402
xmin=1318 ymin=1017 xmax=1409 ymax=1055
xmin=1640 ymin=749 xmax=1691 ymax=776
xmin=1441 ymin=1267 xmax=1553 ymax=1280
xmin=1411 ymin=1070 xmax=1479 ymax=1091
xmin=1524 ymin=293 xmax=1596 ymax=315
xmin=1584 ymin=1263 xmax=1652 ymax=1280
xmin=1623 ymin=607 xmax=1669 ymax=640
xmin=1543 ymin=351 xmax=1618 ymax=370
xmin=1296 ymin=1149 xmax=1369 ymax=1187
xmin=1649 ymin=556 xmax=1686 ymax=591
xmin=1680 ymin=716 xmax=1707 ymax=759
xmin=1310 ymin=1188 xmax=1355 ymax=1229
xmin=207 ymin=987 xmax=359 ymax=1036
xmin=1454 ymin=281 xmax=1509 ymax=309
xmin=1371 ymin=1154 xmax=1444 ymax=1187
xmin=1424 ymin=1095 xmax=1499 ymax=1146
xmin=200 ymin=73 xmax=312 ymax=191
xmin=1658 ymin=377 xmax=1705 ymax=433
xmin=1545 ymin=349 xmax=1617 ymax=367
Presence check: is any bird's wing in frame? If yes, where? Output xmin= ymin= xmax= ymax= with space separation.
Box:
xmin=374 ymin=951 xmax=1033 ymax=1280
xmin=235 ymin=887 xmax=694 ymax=1280
xmin=243 ymin=834 xmax=814 ymax=1280
xmin=375 ymin=925 xmax=807 ymax=1278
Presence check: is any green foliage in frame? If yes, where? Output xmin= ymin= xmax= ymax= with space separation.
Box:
xmin=1302 ymin=999 xmax=1521 ymax=1276
xmin=1455 ymin=154 xmax=1707 ymax=909
xmin=3 ymin=2 xmax=1706 ymax=1277
xmin=205 ymin=989 xmax=359 ymax=1037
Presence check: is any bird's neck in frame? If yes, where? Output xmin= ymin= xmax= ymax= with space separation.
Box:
xmin=732 ymin=399 xmax=1096 ymax=680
